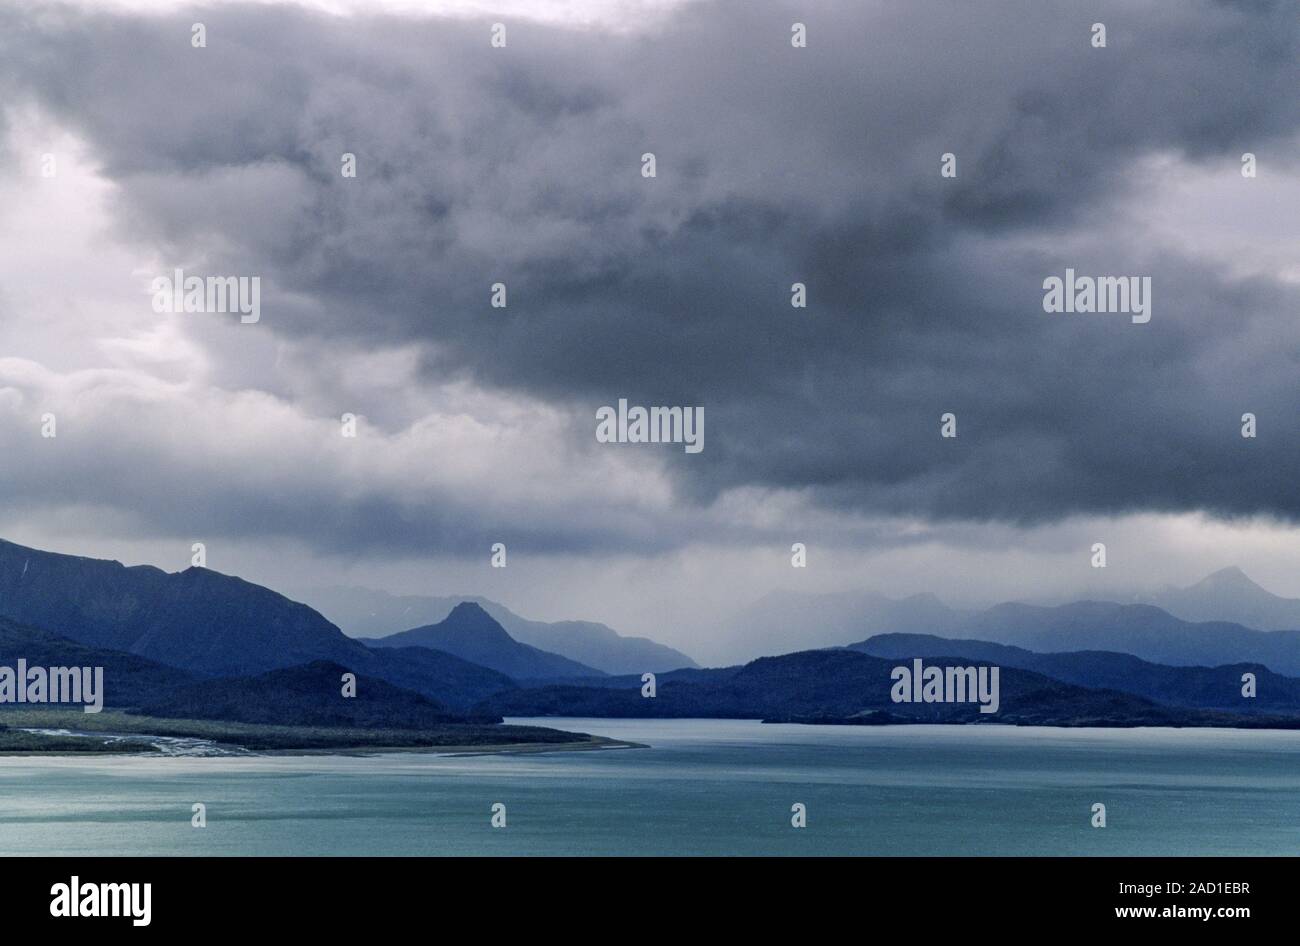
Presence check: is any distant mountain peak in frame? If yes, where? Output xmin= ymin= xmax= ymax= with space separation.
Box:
xmin=445 ymin=601 xmax=509 ymax=635
xmin=366 ymin=601 xmax=604 ymax=679
xmin=1143 ymin=565 xmax=1300 ymax=631
xmin=298 ymin=586 xmax=697 ymax=674
xmin=1197 ymin=566 xmax=1261 ymax=590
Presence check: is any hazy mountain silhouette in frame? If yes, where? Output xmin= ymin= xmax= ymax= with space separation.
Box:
xmin=478 ymin=647 xmax=1296 ymax=727
xmin=361 ymin=602 xmax=604 ymax=680
xmin=304 ymin=585 xmax=696 ymax=674
xmin=474 ymin=603 xmax=695 ymax=674
xmin=959 ymin=601 xmax=1300 ymax=676
xmin=726 ymin=571 xmax=1300 ymax=674
xmin=719 ymin=589 xmax=967 ymax=662
xmin=1139 ymin=567 xmax=1300 ymax=630
xmin=853 ymin=633 xmax=1298 ymax=712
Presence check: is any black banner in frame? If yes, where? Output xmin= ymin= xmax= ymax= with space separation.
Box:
xmin=6 ymin=856 xmax=1283 ymax=932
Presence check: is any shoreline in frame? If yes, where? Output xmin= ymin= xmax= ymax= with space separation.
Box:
xmin=11 ymin=711 xmax=1300 ymax=758
xmin=0 ymin=709 xmax=628 ymax=756
xmin=0 ymin=711 xmax=650 ymax=757
xmin=261 ymin=735 xmax=648 ymax=757
xmin=0 ymin=734 xmax=648 ymax=758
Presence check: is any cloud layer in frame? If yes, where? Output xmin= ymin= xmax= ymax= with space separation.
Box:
xmin=0 ymin=1 xmax=1297 ymax=612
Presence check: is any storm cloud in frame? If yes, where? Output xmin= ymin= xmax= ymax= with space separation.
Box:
xmin=0 ymin=0 xmax=1297 ymax=566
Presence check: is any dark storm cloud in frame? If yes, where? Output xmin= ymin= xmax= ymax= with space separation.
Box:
xmin=2 ymin=0 xmax=1298 ymax=549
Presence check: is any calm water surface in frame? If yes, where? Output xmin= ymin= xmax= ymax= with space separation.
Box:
xmin=1 ymin=719 xmax=1297 ymax=855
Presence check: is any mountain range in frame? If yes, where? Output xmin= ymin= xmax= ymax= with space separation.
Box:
xmin=0 ymin=538 xmax=366 ymax=677
xmin=0 ymin=539 xmax=568 ymax=702
xmin=4 ymin=535 xmax=1300 ymax=733
xmin=724 ymin=571 xmax=1300 ymax=674
xmin=359 ymin=602 xmax=605 ymax=680
xmin=852 ymin=634 xmax=1295 ymax=713
xmin=721 ymin=589 xmax=963 ymax=661
xmin=951 ymin=601 xmax=1300 ymax=676
xmin=1138 ymin=566 xmax=1300 ymax=630
xmin=476 ymin=648 xmax=1300 ymax=728
xmin=0 ymin=539 xmax=538 ymax=717
xmin=303 ymin=585 xmax=697 ymax=674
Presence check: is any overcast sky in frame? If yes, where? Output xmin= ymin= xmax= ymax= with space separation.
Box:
xmin=0 ymin=0 xmax=1297 ymax=660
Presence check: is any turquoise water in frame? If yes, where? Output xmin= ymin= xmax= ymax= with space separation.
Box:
xmin=1 ymin=719 xmax=1298 ymax=855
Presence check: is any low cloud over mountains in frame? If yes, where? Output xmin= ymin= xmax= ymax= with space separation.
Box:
xmin=0 ymin=1 xmax=1296 ymax=645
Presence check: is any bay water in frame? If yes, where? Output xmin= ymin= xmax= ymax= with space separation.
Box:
xmin=1 ymin=719 xmax=1296 ymax=856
